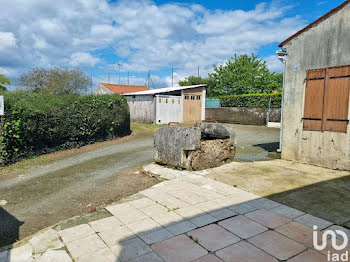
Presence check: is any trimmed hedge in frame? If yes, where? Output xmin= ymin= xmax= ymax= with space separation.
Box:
xmin=1 ymin=91 xmax=130 ymax=165
xmin=219 ymin=93 xmax=282 ymax=109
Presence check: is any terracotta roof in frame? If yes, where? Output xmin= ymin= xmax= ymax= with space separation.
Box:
xmin=100 ymin=83 xmax=150 ymax=94
xmin=279 ymin=0 xmax=350 ymax=47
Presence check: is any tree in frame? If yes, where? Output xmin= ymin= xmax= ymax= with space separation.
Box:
xmin=207 ymin=53 xmax=283 ymax=97
xmin=178 ymin=76 xmax=209 ymax=86
xmin=19 ymin=67 xmax=90 ymax=94
xmin=0 ymin=74 xmax=11 ymax=91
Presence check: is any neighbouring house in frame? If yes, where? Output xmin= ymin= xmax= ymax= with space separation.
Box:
xmin=279 ymin=0 xmax=350 ymax=170
xmin=123 ymin=84 xmax=206 ymax=124
xmin=93 ymin=83 xmax=150 ymax=95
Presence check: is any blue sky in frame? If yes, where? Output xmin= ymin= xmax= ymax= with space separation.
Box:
xmin=0 ymin=0 xmax=345 ymax=89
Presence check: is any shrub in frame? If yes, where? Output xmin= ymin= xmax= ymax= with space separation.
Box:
xmin=1 ymin=91 xmax=130 ymax=165
xmin=219 ymin=93 xmax=282 ymax=108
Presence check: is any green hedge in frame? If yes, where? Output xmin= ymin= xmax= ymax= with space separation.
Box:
xmin=219 ymin=93 xmax=282 ymax=108
xmin=1 ymin=91 xmax=130 ymax=165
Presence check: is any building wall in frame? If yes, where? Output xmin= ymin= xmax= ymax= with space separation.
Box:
xmin=206 ymin=107 xmax=281 ymax=125
xmin=125 ymin=95 xmax=155 ymax=124
xmin=93 ymin=85 xmax=115 ymax=95
xmin=281 ymin=4 xmax=350 ymax=170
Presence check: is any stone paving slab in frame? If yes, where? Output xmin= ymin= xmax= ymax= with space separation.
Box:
xmin=218 ymin=215 xmax=268 ymax=239
xmin=271 ymin=205 xmax=305 ymax=219
xmin=294 ymin=214 xmax=333 ymax=230
xmin=216 ymin=241 xmax=278 ymax=262
xmin=245 ymin=208 xmax=292 ymax=229
xmin=275 ymin=221 xmax=324 ymax=247
xmin=248 ymin=231 xmax=307 ymax=260
xmin=288 ymin=249 xmax=327 ymax=262
xmin=151 ymin=234 xmax=208 ymax=262
xmin=1 ymin=175 xmax=343 ymax=262
xmin=187 ymin=224 xmax=240 ymax=252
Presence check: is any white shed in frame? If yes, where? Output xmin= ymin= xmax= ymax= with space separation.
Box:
xmin=124 ymin=85 xmax=206 ymax=124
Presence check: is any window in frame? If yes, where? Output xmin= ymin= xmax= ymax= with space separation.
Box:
xmin=303 ymin=65 xmax=350 ymax=133
xmin=190 ymin=96 xmax=195 ymax=100
xmin=196 ymin=95 xmax=201 ymax=100
xmin=185 ymin=95 xmax=189 ymax=100
xmin=159 ymin=98 xmax=162 ymax=103
xmin=172 ymin=99 xmax=175 ymax=104
xmin=166 ymin=99 xmax=168 ymax=103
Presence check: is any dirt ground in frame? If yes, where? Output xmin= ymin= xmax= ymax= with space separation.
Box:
xmin=0 ymin=123 xmax=162 ymax=247
xmin=208 ymin=159 xmax=350 ymax=227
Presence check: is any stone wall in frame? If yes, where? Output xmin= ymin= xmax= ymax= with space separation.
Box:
xmin=205 ymin=107 xmax=281 ymax=126
xmin=280 ymin=3 xmax=350 ymax=170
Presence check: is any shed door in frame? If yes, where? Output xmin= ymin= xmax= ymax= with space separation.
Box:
xmin=183 ymin=94 xmax=202 ymax=122
xmin=156 ymin=95 xmax=183 ymax=124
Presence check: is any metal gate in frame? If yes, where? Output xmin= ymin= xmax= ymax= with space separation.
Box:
xmin=156 ymin=95 xmax=183 ymax=124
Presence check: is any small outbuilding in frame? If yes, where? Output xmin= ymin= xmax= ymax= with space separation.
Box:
xmin=279 ymin=0 xmax=350 ymax=170
xmin=124 ymin=84 xmax=206 ymax=124
xmin=94 ymin=83 xmax=150 ymax=95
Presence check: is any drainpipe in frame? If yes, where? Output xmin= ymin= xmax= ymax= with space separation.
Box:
xmin=276 ymin=49 xmax=287 ymax=153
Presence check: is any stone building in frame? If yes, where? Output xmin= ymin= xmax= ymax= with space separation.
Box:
xmin=279 ymin=0 xmax=350 ymax=169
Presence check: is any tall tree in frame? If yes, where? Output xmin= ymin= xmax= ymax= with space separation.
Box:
xmin=0 ymin=74 xmax=11 ymax=91
xmin=208 ymin=54 xmax=282 ymax=97
xmin=19 ymin=67 xmax=90 ymax=94
xmin=178 ymin=76 xmax=209 ymax=86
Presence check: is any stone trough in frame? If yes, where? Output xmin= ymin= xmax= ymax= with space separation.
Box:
xmin=154 ymin=122 xmax=236 ymax=171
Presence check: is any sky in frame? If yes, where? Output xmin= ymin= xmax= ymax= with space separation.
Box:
xmin=0 ymin=0 xmax=345 ymax=89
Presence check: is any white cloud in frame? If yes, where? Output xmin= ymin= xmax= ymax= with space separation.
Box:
xmin=0 ymin=0 xmax=305 ymax=80
xmin=70 ymin=52 xmax=100 ymax=68
xmin=0 ymin=32 xmax=17 ymax=52
xmin=264 ymin=55 xmax=284 ymax=73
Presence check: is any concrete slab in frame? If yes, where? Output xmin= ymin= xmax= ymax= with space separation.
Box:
xmin=151 ymin=212 xmax=183 ymax=227
xmin=106 ymin=203 xmax=148 ymax=224
xmin=175 ymin=206 xmax=204 ymax=219
xmin=271 ymin=205 xmax=305 ymax=219
xmin=288 ymin=250 xmax=327 ymax=262
xmin=151 ymin=234 xmax=208 ymax=262
xmin=246 ymin=198 xmax=281 ymax=210
xmin=218 ymin=215 xmax=268 ymax=239
xmin=4 ymin=244 xmax=32 ymax=262
xmin=58 ymin=224 xmax=95 ymax=243
xmin=209 ymin=208 xmax=237 ymax=220
xmin=294 ymin=214 xmax=333 ymax=230
xmin=189 ymin=214 xmax=218 ymax=227
xmin=126 ymin=218 xmax=162 ymax=236
xmin=187 ymin=224 xmax=240 ymax=252
xmin=166 ymin=221 xmax=197 ymax=236
xmin=65 ymin=234 xmax=106 ymax=259
xmin=323 ymin=225 xmax=350 ymax=244
xmin=29 ymin=228 xmax=64 ymax=254
xmin=111 ymin=237 xmax=152 ymax=262
xmin=140 ymin=228 xmax=174 ymax=245
xmin=128 ymin=252 xmax=164 ymax=262
xmin=88 ymin=216 xmax=124 ymax=233
xmin=139 ymin=204 xmax=169 ymax=217
xmin=74 ymin=248 xmax=115 ymax=262
xmin=35 ymin=250 xmax=72 ymax=262
xmin=128 ymin=198 xmax=155 ymax=209
xmin=248 ymin=231 xmax=306 ymax=260
xmin=228 ymin=203 xmax=257 ymax=214
xmin=275 ymin=221 xmax=323 ymax=247
xmin=216 ymin=241 xmax=278 ymax=262
xmin=245 ymin=209 xmax=292 ymax=229
xmin=98 ymin=225 xmax=135 ymax=247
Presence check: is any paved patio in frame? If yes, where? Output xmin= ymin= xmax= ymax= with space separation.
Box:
xmin=1 ymin=175 xmax=349 ymax=262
